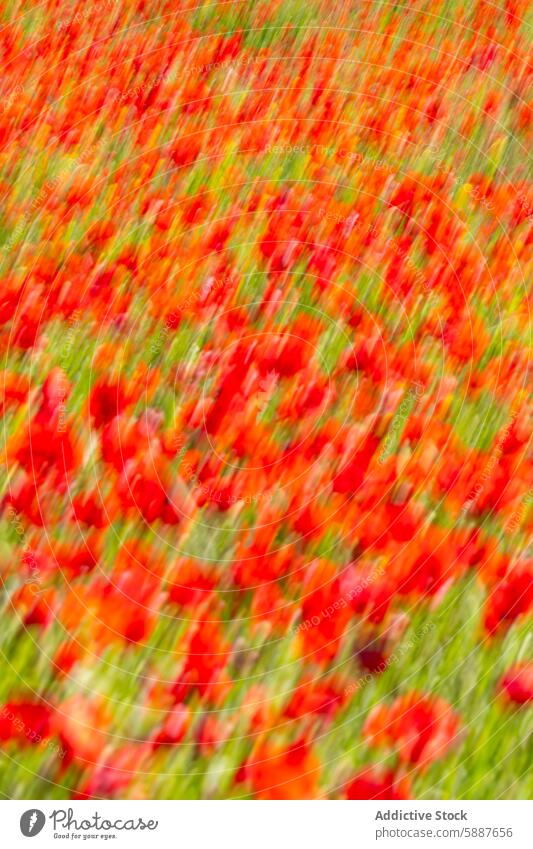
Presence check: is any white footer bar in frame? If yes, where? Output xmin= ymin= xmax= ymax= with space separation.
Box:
xmin=1 ymin=800 xmax=531 ymax=849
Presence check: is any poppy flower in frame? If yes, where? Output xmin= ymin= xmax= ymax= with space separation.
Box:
xmin=89 ymin=378 xmax=130 ymax=429
xmin=0 ymin=370 xmax=30 ymax=414
xmin=101 ymin=415 xmax=140 ymax=471
xmin=0 ymin=701 xmax=52 ymax=744
xmin=284 ymin=676 xmax=345 ymax=722
xmin=196 ymin=714 xmax=233 ymax=755
xmin=55 ymin=696 xmax=111 ymax=768
xmin=152 ymin=704 xmax=191 ymax=748
xmin=167 ymin=559 xmax=219 ymax=608
xmin=232 ymin=542 xmax=292 ymax=589
xmin=3 ymin=474 xmax=44 ymax=526
xmin=75 ymin=744 xmax=151 ymax=799
xmin=72 ymin=489 xmax=110 ymax=528
xmin=239 ymin=739 xmax=321 ymax=800
xmin=484 ymin=563 xmax=533 ymax=635
xmin=345 ymin=767 xmax=411 ymax=800
xmin=9 ymin=421 xmax=78 ymax=485
xmin=172 ymin=622 xmax=231 ymax=703
xmin=364 ymin=691 xmax=462 ymax=767
xmin=498 ymin=664 xmax=533 ymax=706
xmin=298 ymin=559 xmax=352 ymax=661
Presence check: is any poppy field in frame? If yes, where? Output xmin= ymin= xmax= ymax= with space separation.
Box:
xmin=0 ymin=0 xmax=531 ymax=801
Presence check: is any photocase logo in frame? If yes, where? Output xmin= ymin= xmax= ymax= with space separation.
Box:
xmin=20 ymin=809 xmax=46 ymax=837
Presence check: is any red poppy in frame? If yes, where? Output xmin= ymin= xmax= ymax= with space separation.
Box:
xmin=167 ymin=559 xmax=219 ymax=608
xmin=89 ymin=378 xmax=129 ymax=429
xmin=240 ymin=739 xmax=321 ymax=800
xmin=284 ymin=676 xmax=345 ymax=722
xmin=0 ymin=701 xmax=52 ymax=743
xmin=75 ymin=744 xmax=151 ymax=799
xmin=173 ymin=622 xmax=231 ymax=703
xmin=498 ymin=664 xmax=533 ymax=705
xmin=364 ymin=692 xmax=461 ymax=767
xmin=0 ymin=370 xmax=30 ymax=414
xmin=332 ymin=433 xmax=380 ymax=494
xmin=72 ymin=489 xmax=110 ymax=528
xmin=345 ymin=767 xmax=411 ymax=800
xmin=484 ymin=563 xmax=533 ymax=635
xmin=196 ymin=714 xmax=233 ymax=755
xmin=152 ymin=704 xmax=191 ymax=748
